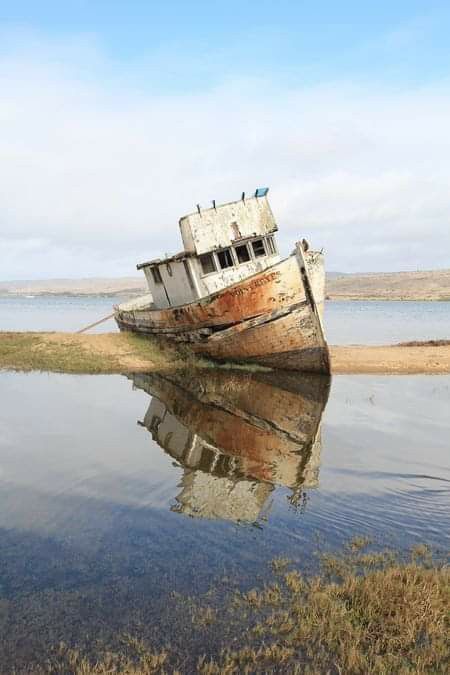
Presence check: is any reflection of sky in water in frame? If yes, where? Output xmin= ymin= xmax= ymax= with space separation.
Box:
xmin=1 ymin=371 xmax=448 ymax=563
xmin=0 ymin=371 xmax=449 ymax=666
xmin=324 ymin=300 xmax=450 ymax=344
xmin=0 ymin=295 xmax=117 ymax=332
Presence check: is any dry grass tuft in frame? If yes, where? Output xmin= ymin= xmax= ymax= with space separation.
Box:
xmin=24 ymin=543 xmax=449 ymax=675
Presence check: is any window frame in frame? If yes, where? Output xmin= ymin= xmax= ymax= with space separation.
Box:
xmin=265 ymin=235 xmax=277 ymax=256
xmin=251 ymin=238 xmax=267 ymax=259
xmin=217 ymin=247 xmax=235 ymax=270
xmin=151 ymin=266 xmax=163 ymax=284
xmin=199 ymin=252 xmax=217 ymax=276
xmin=234 ymin=243 xmax=251 ymax=264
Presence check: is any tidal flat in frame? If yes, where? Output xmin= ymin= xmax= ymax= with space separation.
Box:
xmin=0 ymin=370 xmax=448 ymax=673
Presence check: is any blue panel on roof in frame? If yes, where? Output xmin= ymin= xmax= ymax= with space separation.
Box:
xmin=255 ymin=187 xmax=269 ymax=197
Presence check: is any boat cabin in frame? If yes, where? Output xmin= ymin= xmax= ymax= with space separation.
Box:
xmin=137 ymin=188 xmax=281 ymax=309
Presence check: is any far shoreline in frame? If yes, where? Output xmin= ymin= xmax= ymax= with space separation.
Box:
xmin=2 ymin=292 xmax=450 ymax=302
xmin=1 ymin=267 xmax=449 ymax=302
xmin=326 ymin=296 xmax=450 ymax=302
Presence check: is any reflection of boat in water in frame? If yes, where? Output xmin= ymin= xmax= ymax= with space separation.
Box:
xmin=131 ymin=369 xmax=330 ymax=523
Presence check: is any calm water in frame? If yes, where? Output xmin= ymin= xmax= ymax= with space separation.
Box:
xmin=0 ymin=295 xmax=117 ymax=333
xmin=0 ymin=368 xmax=449 ymax=669
xmin=0 ymin=295 xmax=449 ymax=343
xmin=325 ymin=299 xmax=450 ymax=344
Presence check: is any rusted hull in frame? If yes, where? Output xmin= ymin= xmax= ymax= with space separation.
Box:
xmin=116 ymin=245 xmax=330 ymax=374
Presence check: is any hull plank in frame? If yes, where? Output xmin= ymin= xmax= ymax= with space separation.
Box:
xmin=192 ymin=303 xmax=329 ymax=373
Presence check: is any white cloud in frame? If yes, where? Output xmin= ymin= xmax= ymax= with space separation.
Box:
xmin=1 ymin=35 xmax=450 ymax=278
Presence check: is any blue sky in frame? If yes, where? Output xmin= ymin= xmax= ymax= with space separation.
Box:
xmin=1 ymin=1 xmax=450 ymax=277
xmin=3 ymin=1 xmax=450 ymax=89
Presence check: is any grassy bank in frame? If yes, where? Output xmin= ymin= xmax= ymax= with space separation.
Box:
xmin=28 ymin=541 xmax=449 ymax=674
xmin=0 ymin=331 xmax=194 ymax=374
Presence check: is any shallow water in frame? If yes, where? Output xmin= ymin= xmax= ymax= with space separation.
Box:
xmin=0 ymin=369 xmax=448 ymax=668
xmin=325 ymin=299 xmax=450 ymax=344
xmin=0 ymin=294 xmax=117 ymax=333
xmin=1 ymin=295 xmax=449 ymax=343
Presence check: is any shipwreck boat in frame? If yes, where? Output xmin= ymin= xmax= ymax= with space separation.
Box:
xmin=131 ymin=368 xmax=330 ymax=522
xmin=115 ymin=188 xmax=330 ymax=373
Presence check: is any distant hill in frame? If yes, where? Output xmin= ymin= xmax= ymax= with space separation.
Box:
xmin=326 ymin=269 xmax=450 ymax=301
xmin=0 ymin=277 xmax=146 ymax=297
xmin=1 ymin=269 xmax=449 ymax=301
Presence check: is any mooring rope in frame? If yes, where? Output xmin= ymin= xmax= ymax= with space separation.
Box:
xmin=76 ymin=312 xmax=115 ymax=334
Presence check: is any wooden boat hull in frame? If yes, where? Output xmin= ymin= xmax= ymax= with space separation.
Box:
xmin=115 ymin=244 xmax=330 ymax=374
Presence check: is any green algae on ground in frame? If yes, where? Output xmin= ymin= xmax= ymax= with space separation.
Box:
xmin=0 ymin=331 xmax=198 ymax=374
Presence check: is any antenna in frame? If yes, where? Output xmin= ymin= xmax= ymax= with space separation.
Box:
xmin=212 ymin=199 xmax=216 ymax=210
xmin=241 ymin=191 xmax=245 ymax=201
xmin=196 ymin=204 xmax=201 ymax=215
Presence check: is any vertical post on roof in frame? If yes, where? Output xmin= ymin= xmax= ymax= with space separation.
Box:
xmin=197 ymin=204 xmax=201 ymax=216
xmin=241 ymin=192 xmax=245 ymax=201
xmin=212 ymin=200 xmax=216 ymax=210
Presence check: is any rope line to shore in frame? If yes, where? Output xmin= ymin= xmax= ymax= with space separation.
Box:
xmin=76 ymin=313 xmax=115 ymax=334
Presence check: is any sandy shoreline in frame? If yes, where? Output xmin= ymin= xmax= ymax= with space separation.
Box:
xmin=330 ymin=342 xmax=450 ymax=374
xmin=0 ymin=332 xmax=449 ymax=375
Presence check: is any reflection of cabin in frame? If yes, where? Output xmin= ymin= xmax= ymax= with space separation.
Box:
xmin=174 ymin=471 xmax=272 ymax=523
xmin=137 ymin=189 xmax=281 ymax=309
xmin=145 ymin=396 xmax=273 ymax=522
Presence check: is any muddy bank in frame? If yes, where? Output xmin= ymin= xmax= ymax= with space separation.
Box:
xmin=0 ymin=331 xmax=449 ymax=375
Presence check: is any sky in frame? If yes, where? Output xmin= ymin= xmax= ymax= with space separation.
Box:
xmin=1 ymin=0 xmax=450 ymax=279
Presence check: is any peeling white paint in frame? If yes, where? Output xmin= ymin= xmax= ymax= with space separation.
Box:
xmin=140 ymin=193 xmax=285 ymax=308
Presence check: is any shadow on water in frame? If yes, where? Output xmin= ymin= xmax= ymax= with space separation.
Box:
xmin=130 ymin=369 xmax=330 ymax=523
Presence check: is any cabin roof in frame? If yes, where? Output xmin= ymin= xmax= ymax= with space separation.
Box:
xmin=178 ymin=188 xmax=269 ymax=224
xmin=137 ymin=250 xmax=194 ymax=270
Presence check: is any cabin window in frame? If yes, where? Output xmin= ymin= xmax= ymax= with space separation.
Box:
xmin=199 ymin=253 xmax=216 ymax=275
xmin=265 ymin=235 xmax=277 ymax=255
xmin=251 ymin=238 xmax=266 ymax=258
xmin=235 ymin=243 xmax=251 ymax=264
xmin=151 ymin=266 xmax=163 ymax=284
xmin=183 ymin=260 xmax=195 ymax=290
xmin=217 ymin=248 xmax=234 ymax=269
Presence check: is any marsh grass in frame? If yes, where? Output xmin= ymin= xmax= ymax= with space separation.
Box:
xmin=0 ymin=331 xmax=262 ymax=375
xmin=0 ymin=331 xmax=204 ymax=374
xmin=26 ymin=540 xmax=449 ymax=674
